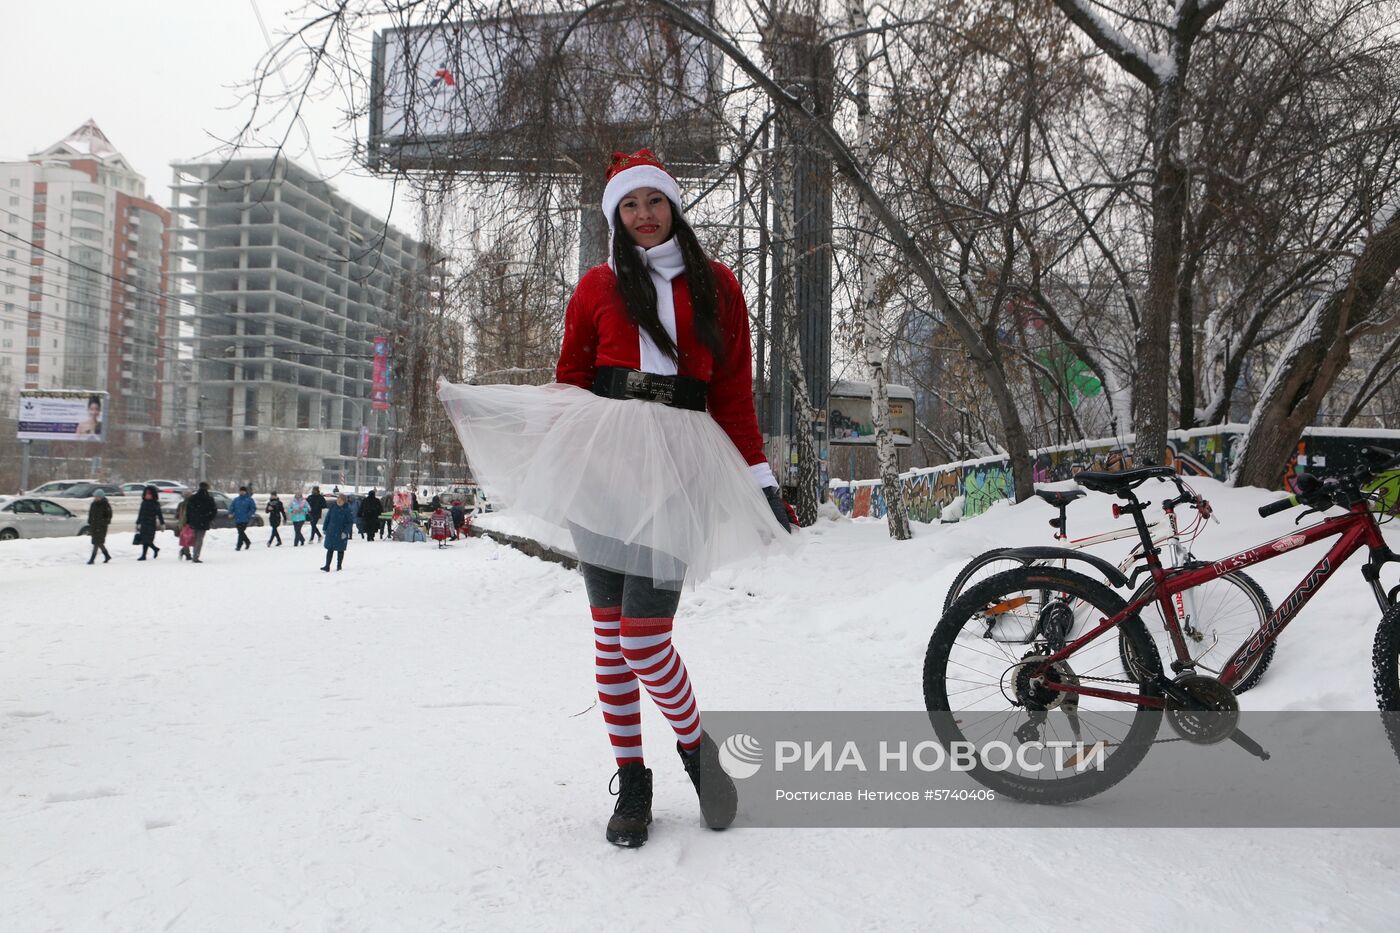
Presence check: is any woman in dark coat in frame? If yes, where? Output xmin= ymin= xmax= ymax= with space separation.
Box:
xmin=357 ymin=490 xmax=381 ymax=542
xmin=87 ymin=489 xmax=113 ymax=564
xmin=321 ymin=491 xmax=354 ymax=572
xmin=136 ymin=485 xmax=165 ymax=560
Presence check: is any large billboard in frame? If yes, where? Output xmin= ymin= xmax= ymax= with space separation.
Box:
xmin=17 ymin=390 xmax=108 ymax=442
xmin=367 ymin=3 xmax=719 ymax=172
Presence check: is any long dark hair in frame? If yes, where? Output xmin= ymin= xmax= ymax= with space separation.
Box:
xmin=611 ymin=203 xmax=725 ymax=366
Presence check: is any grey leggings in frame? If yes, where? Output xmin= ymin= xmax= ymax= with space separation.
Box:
xmin=579 ymin=562 xmax=682 ymax=619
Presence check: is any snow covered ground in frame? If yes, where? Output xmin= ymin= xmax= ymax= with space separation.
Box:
xmin=3 ymin=477 xmax=1399 ymax=931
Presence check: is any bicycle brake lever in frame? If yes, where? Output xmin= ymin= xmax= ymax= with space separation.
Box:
xmin=1294 ymin=508 xmax=1323 ymax=525
xmin=1228 ymin=727 xmax=1271 ymax=762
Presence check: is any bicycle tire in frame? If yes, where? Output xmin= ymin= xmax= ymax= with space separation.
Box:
xmin=942 ymin=548 xmax=1031 ymax=615
xmin=924 ymin=566 xmax=1165 ymax=804
xmin=1128 ymin=564 xmax=1276 ymax=694
xmin=1372 ymin=604 xmax=1400 ymax=764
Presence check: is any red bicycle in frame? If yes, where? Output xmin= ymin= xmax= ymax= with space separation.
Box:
xmin=923 ymin=447 xmax=1400 ymax=803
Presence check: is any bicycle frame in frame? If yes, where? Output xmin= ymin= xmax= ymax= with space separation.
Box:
xmin=1052 ymin=504 xmax=1208 ymax=662
xmin=1035 ymin=501 xmax=1391 ymax=710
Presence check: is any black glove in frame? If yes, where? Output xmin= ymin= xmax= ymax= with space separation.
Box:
xmin=764 ymin=487 xmax=793 ymax=532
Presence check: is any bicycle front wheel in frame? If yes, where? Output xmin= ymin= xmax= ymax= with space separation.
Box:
xmin=924 ymin=566 xmax=1165 ymax=804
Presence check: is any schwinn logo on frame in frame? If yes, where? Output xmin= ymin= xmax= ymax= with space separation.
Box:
xmin=1240 ymin=557 xmax=1333 ymax=659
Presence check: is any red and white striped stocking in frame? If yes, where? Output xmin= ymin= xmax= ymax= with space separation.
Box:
xmin=619 ymin=616 xmax=703 ymax=753
xmin=593 ymin=606 xmax=643 ymax=766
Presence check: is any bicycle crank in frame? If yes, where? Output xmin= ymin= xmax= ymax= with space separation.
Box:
xmin=1164 ymin=674 xmax=1239 ymax=745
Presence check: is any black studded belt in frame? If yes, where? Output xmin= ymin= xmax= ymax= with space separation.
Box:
xmin=592 ymin=366 xmax=708 ymax=412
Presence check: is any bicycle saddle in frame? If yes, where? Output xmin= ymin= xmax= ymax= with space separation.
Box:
xmin=1034 ymin=488 xmax=1086 ymax=508
xmin=1073 ymin=465 xmax=1176 ymax=495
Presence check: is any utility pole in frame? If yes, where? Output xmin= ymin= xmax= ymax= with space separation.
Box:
xmin=195 ymin=395 xmax=207 ymax=484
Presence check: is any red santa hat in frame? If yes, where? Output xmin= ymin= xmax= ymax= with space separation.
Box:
xmin=601 ymin=149 xmax=683 ymax=230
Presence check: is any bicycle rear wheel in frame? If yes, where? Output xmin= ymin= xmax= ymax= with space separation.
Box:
xmin=1133 ymin=564 xmax=1275 ymax=694
xmin=942 ymin=548 xmax=1031 ymax=615
xmin=924 ymin=566 xmax=1165 ymax=804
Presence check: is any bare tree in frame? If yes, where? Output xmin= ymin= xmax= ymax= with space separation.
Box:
xmin=1050 ymin=0 xmax=1229 ymax=463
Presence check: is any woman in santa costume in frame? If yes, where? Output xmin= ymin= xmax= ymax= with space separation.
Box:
xmin=439 ymin=148 xmax=793 ymax=848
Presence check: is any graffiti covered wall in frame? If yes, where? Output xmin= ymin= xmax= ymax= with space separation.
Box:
xmin=829 ymin=425 xmax=1400 ymax=522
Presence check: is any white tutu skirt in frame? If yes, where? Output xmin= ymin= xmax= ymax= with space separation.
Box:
xmin=437 ymin=380 xmax=792 ymax=589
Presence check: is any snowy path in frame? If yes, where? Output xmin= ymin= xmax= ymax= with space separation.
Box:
xmin=3 ymin=479 xmax=1400 ymax=931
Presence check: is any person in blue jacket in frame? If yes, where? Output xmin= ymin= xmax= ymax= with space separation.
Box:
xmin=320 ymin=491 xmax=354 ymax=572
xmin=230 ymin=487 xmax=257 ymax=551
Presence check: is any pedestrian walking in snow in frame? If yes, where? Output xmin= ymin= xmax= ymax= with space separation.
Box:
xmin=86 ymin=488 xmax=112 ymax=564
xmin=307 ymin=486 xmax=326 ymax=542
xmin=288 ymin=493 xmax=310 ymax=546
xmin=358 ymin=490 xmax=381 ymax=542
xmin=439 ymin=148 xmax=794 ymax=848
xmin=450 ymin=500 xmax=466 ymax=540
xmin=186 ymin=481 xmax=217 ymax=563
xmin=266 ymin=492 xmax=286 ymax=546
xmin=429 ymin=506 xmax=452 ymax=547
xmin=174 ymin=490 xmax=193 ymax=560
xmin=135 ymin=485 xmax=165 ymax=560
xmin=230 ymin=487 xmax=256 ymax=551
xmin=320 ymin=492 xmax=354 ymax=572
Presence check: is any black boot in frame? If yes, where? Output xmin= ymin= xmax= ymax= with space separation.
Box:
xmin=607 ymin=762 xmax=653 ymax=848
xmin=677 ymin=732 xmax=738 ymax=830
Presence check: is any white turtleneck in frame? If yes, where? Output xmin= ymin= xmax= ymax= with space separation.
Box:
xmin=609 ymin=236 xmax=686 ymax=376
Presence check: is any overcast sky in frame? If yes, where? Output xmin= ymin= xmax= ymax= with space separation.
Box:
xmin=3 ymin=1 xmax=410 ymax=231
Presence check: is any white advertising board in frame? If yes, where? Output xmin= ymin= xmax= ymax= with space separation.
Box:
xmin=17 ymin=390 xmax=107 ymax=442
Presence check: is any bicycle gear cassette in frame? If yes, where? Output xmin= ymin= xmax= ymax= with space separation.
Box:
xmin=1010 ymin=651 xmax=1079 ymax=711
xmin=1165 ymin=674 xmax=1239 ymax=744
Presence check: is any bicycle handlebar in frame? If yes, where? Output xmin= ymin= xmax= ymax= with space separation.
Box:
xmin=1258 ymin=495 xmax=1299 ymax=518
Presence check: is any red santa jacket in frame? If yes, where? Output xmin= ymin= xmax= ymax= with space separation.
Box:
xmin=555 ymin=261 xmax=766 ymax=469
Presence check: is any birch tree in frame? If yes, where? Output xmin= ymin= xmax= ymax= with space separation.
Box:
xmin=844 ymin=0 xmax=909 ymax=538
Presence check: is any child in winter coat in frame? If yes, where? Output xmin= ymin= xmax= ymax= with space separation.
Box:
xmin=429 ymin=506 xmax=452 ymax=547
xmin=266 ymin=492 xmax=287 ymax=546
xmin=288 ymin=493 xmax=310 ymax=546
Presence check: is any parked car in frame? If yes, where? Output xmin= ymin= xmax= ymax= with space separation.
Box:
xmin=55 ymin=482 xmax=126 ymax=499
xmin=22 ymin=479 xmax=97 ymax=497
xmin=0 ymin=497 xmax=89 ymax=540
xmin=439 ymin=483 xmax=493 ymax=515
xmin=118 ymin=480 xmax=184 ymax=506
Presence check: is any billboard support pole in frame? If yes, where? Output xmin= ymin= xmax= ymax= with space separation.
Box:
xmin=20 ymin=440 xmax=30 ymax=492
xmin=578 ymin=169 xmax=609 ymax=278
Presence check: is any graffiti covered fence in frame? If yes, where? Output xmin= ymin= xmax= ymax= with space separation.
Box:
xmin=829 ymin=424 xmax=1400 ymax=523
